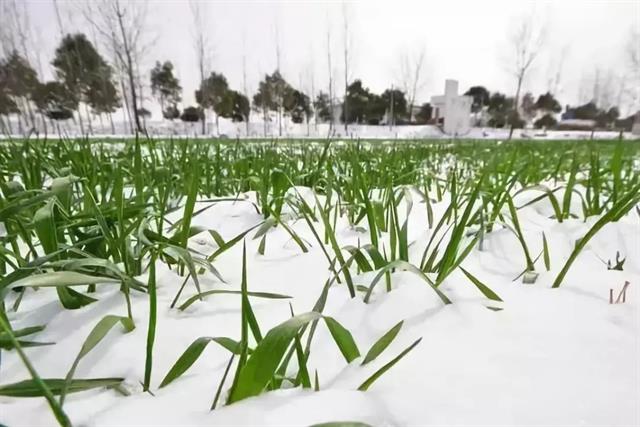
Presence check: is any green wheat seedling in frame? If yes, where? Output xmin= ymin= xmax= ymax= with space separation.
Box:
xmin=0 ymin=136 xmax=638 ymax=426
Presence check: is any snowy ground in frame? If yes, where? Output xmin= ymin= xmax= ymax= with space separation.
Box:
xmin=0 ymin=117 xmax=633 ymax=141
xmin=1 ymin=188 xmax=638 ymax=426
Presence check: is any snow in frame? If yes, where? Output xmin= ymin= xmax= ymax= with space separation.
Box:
xmin=0 ymin=116 xmax=633 ymax=141
xmin=1 ymin=191 xmax=639 ymax=426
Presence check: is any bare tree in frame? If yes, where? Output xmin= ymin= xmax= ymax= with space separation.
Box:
xmin=505 ymin=13 xmax=545 ymax=139
xmin=397 ymin=46 xmax=426 ymax=123
xmin=597 ymin=69 xmax=617 ymax=111
xmin=592 ymin=67 xmax=602 ymax=106
xmin=273 ymin=14 xmax=283 ymax=137
xmin=1 ymin=0 xmax=38 ymax=131
xmin=242 ymin=31 xmax=250 ymax=136
xmin=190 ymin=0 xmax=211 ymax=135
xmin=83 ymin=0 xmax=149 ymax=134
xmin=0 ymin=3 xmax=12 ymax=59
xmin=309 ymin=52 xmax=317 ymax=133
xmin=326 ymin=15 xmax=335 ymax=135
xmin=342 ymin=3 xmax=351 ymax=133
xmin=0 ymin=2 xmax=13 ymax=134
xmin=54 ymin=0 xmax=90 ymax=134
xmin=577 ymin=71 xmax=591 ymax=105
xmin=626 ymin=27 xmax=640 ymax=113
xmin=545 ymin=45 xmax=568 ymax=99
xmin=299 ymin=57 xmax=315 ymax=137
xmin=135 ymin=56 xmax=147 ymax=129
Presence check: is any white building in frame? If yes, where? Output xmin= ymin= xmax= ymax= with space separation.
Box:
xmin=431 ymin=80 xmax=472 ymax=136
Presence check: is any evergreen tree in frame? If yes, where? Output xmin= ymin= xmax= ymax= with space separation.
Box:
xmin=464 ymin=86 xmax=490 ymax=113
xmin=342 ymin=80 xmax=374 ymax=124
xmin=0 ymin=51 xmax=40 ymax=131
xmin=32 ymin=81 xmax=77 ymax=121
xmin=229 ymin=91 xmax=250 ymax=122
xmin=284 ymin=89 xmax=311 ymax=124
xmin=534 ymin=114 xmax=557 ymax=129
xmin=163 ymin=105 xmax=180 ymax=120
xmin=196 ymin=71 xmax=230 ymax=133
xmin=181 ymin=106 xmax=204 ymax=122
xmin=150 ymin=61 xmax=182 ymax=117
xmin=521 ymin=92 xmax=536 ymax=123
xmin=487 ymin=93 xmax=523 ymax=128
xmin=253 ymin=71 xmax=292 ymax=134
xmin=52 ymin=33 xmax=112 ymax=133
xmin=313 ymin=92 xmax=332 ymax=122
xmin=86 ymin=65 xmax=120 ymax=133
xmin=381 ymin=88 xmax=408 ymax=124
xmin=415 ymin=102 xmax=433 ymax=124
xmin=534 ymin=92 xmax=562 ymax=113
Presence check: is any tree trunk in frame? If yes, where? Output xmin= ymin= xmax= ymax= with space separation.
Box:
xmin=84 ymin=104 xmax=93 ymax=135
xmin=40 ymin=113 xmax=48 ymax=136
xmin=119 ymin=78 xmax=133 ymax=134
xmin=24 ymin=97 xmax=36 ymax=130
xmin=77 ymin=105 xmax=85 ymax=135
xmin=508 ymin=74 xmax=524 ymax=141
xmin=17 ymin=113 xmax=24 ymax=134
xmin=263 ymin=108 xmax=267 ymax=137
xmin=389 ymin=88 xmax=394 ymax=130
xmin=409 ymin=93 xmax=416 ymax=123
xmin=343 ymin=87 xmax=348 ymax=134
xmin=126 ymin=62 xmax=142 ymax=134
xmin=216 ymin=114 xmax=220 ymax=135
xmin=109 ymin=112 xmax=116 ymax=134
xmin=116 ymin=9 xmax=143 ymax=134
xmin=343 ymin=26 xmax=348 ymax=134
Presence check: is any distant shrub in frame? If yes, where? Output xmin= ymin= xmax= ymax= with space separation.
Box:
xmin=163 ymin=105 xmax=180 ymax=120
xmin=47 ymin=108 xmax=74 ymax=121
xmin=181 ymin=106 xmax=203 ymax=122
xmin=534 ymin=114 xmax=557 ymax=129
xmin=137 ymin=108 xmax=151 ymax=118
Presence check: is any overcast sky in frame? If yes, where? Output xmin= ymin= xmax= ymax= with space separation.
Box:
xmin=14 ymin=0 xmax=640 ymax=115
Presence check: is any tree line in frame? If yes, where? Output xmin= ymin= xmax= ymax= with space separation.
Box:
xmin=463 ymin=86 xmax=630 ymax=130
xmin=0 ymin=31 xmax=427 ymax=136
xmin=0 ymin=29 xmax=635 ymax=135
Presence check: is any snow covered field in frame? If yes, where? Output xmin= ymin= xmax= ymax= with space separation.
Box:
xmin=0 ymin=138 xmax=638 ymax=426
xmin=0 ymin=117 xmax=633 ymax=141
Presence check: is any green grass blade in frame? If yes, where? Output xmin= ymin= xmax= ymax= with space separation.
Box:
xmin=552 ymin=183 xmax=640 ymax=288
xmin=227 ymin=312 xmax=322 ymax=404
xmin=459 ymin=267 xmax=502 ymax=302
xmin=0 ymin=378 xmax=124 ymax=398
xmin=4 ymin=272 xmax=119 ymax=292
xmin=542 ymin=232 xmax=551 ymax=271
xmin=0 ymin=315 xmax=72 ymax=426
xmin=143 ymin=253 xmax=158 ymax=391
xmin=178 ymin=290 xmax=291 ymax=311
xmin=361 ymin=321 xmax=403 ymax=365
xmin=160 ymin=336 xmax=245 ymax=388
xmin=61 ymin=315 xmax=133 ymax=405
xmin=323 ymin=317 xmax=360 ymax=363
xmin=357 ymin=337 xmax=422 ymax=391
xmin=364 ymin=260 xmax=450 ymax=305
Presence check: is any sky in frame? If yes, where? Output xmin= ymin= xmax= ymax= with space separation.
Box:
xmin=8 ymin=0 xmax=640 ymax=117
